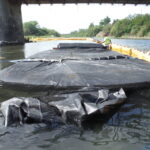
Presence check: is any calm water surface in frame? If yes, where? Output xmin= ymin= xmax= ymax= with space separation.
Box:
xmin=0 ymin=39 xmax=149 ymax=150
xmin=112 ymin=39 xmax=150 ymax=51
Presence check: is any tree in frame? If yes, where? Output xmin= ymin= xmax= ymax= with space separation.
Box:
xmin=23 ymin=21 xmax=60 ymax=37
xmin=23 ymin=21 xmax=40 ymax=36
xmin=66 ymin=14 xmax=150 ymax=38
xmin=99 ymin=17 xmax=111 ymax=26
xmin=103 ymin=24 xmax=112 ymax=34
xmin=110 ymin=19 xmax=132 ymax=37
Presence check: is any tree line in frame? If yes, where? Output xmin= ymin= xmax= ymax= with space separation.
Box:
xmin=66 ymin=14 xmax=150 ymax=38
xmin=23 ymin=14 xmax=150 ymax=38
xmin=23 ymin=21 xmax=60 ymax=37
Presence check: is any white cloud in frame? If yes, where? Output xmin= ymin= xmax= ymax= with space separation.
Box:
xmin=21 ymin=4 xmax=150 ymax=34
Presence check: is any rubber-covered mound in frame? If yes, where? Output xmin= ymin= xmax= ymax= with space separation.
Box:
xmin=56 ymin=43 xmax=104 ymax=49
xmin=29 ymin=48 xmax=127 ymax=60
xmin=0 ymin=58 xmax=150 ymax=88
xmin=0 ymin=42 xmax=150 ymax=89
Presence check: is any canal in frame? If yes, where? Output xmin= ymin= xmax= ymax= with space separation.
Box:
xmin=0 ymin=39 xmax=149 ymax=150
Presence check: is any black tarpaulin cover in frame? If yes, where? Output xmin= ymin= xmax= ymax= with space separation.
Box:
xmin=0 ymin=42 xmax=150 ymax=89
xmin=29 ymin=47 xmax=125 ymax=60
xmin=0 ymin=89 xmax=126 ymax=127
xmin=56 ymin=43 xmax=104 ymax=49
xmin=0 ymin=59 xmax=150 ymax=88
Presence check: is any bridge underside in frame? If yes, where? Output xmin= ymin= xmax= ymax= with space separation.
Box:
xmin=22 ymin=0 xmax=150 ymax=5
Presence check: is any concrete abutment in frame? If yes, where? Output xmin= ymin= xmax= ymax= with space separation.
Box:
xmin=0 ymin=0 xmax=24 ymax=46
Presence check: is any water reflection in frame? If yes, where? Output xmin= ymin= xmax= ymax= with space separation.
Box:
xmin=0 ymin=45 xmax=25 ymax=69
xmin=0 ymin=45 xmax=25 ymax=60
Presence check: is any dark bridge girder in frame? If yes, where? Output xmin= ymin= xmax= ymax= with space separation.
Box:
xmin=21 ymin=0 xmax=150 ymax=5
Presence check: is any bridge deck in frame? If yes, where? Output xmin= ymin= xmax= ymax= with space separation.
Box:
xmin=21 ymin=0 xmax=150 ymax=5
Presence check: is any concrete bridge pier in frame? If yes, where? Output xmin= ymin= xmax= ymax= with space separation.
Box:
xmin=0 ymin=0 xmax=24 ymax=46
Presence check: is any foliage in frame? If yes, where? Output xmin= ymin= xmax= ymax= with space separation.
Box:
xmin=67 ymin=17 xmax=110 ymax=37
xmin=110 ymin=14 xmax=150 ymax=37
xmin=110 ymin=19 xmax=132 ymax=37
xmin=99 ymin=16 xmax=111 ymax=26
xmin=24 ymin=14 xmax=150 ymax=38
xmin=86 ymin=24 xmax=103 ymax=37
xmin=67 ymin=14 xmax=150 ymax=38
xmin=23 ymin=21 xmax=60 ymax=37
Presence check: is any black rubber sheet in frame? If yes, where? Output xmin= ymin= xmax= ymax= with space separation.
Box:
xmin=56 ymin=43 xmax=104 ymax=49
xmin=29 ymin=49 xmax=127 ymax=60
xmin=0 ymin=42 xmax=150 ymax=89
xmin=0 ymin=58 xmax=150 ymax=88
xmin=0 ymin=89 xmax=126 ymax=127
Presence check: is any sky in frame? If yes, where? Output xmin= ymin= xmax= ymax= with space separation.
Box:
xmin=21 ymin=4 xmax=150 ymax=34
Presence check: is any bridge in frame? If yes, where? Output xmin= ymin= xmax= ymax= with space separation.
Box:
xmin=22 ymin=0 xmax=150 ymax=5
xmin=0 ymin=0 xmax=150 ymax=45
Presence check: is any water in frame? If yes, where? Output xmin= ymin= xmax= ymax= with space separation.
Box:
xmin=0 ymin=39 xmax=149 ymax=150
xmin=112 ymin=39 xmax=150 ymax=52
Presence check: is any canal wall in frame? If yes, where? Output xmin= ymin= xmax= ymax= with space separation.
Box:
xmin=0 ymin=0 xmax=24 ymax=45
